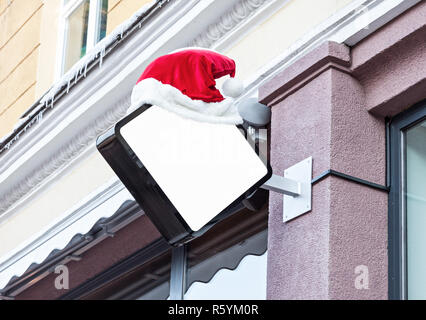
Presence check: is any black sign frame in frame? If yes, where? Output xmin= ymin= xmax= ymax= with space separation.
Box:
xmin=97 ymin=104 xmax=272 ymax=246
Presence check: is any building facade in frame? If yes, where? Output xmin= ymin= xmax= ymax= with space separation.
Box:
xmin=0 ymin=0 xmax=425 ymax=300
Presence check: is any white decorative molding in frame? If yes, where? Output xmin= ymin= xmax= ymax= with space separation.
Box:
xmin=0 ymin=95 xmax=130 ymax=217
xmin=191 ymin=0 xmax=269 ymax=48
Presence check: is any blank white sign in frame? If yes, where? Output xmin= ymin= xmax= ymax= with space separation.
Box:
xmin=120 ymin=105 xmax=268 ymax=231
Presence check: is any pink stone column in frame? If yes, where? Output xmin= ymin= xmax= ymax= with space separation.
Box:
xmin=260 ymin=42 xmax=388 ymax=299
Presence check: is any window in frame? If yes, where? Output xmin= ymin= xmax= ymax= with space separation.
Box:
xmin=184 ymin=231 xmax=267 ymax=300
xmin=59 ymin=0 xmax=108 ymax=75
xmin=170 ymin=204 xmax=269 ymax=300
xmin=389 ymin=100 xmax=426 ymax=300
xmin=405 ymin=119 xmax=426 ymax=299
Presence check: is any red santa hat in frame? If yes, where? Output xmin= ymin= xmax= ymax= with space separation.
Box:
xmin=129 ymin=48 xmax=244 ymax=124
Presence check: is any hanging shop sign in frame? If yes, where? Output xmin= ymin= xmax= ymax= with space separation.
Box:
xmin=97 ymin=104 xmax=272 ymax=246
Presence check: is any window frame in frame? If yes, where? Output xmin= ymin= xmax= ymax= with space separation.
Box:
xmin=389 ymin=99 xmax=426 ymax=300
xmin=56 ymin=0 xmax=105 ymax=78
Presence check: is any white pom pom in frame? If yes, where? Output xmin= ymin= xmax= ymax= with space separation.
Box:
xmin=222 ymin=77 xmax=244 ymax=98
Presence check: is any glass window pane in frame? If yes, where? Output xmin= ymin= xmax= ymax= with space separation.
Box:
xmin=64 ymin=0 xmax=90 ymax=73
xmin=182 ymin=204 xmax=268 ymax=300
xmin=406 ymin=119 xmax=426 ymax=299
xmin=97 ymin=0 xmax=108 ymax=42
xmin=184 ymin=231 xmax=268 ymax=300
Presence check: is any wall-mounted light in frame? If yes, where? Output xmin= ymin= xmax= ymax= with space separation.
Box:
xmin=237 ymin=98 xmax=271 ymax=128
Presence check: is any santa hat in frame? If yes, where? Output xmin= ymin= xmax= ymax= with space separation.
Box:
xmin=129 ymin=48 xmax=244 ymax=124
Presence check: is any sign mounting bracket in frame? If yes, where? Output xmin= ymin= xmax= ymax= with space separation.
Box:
xmin=261 ymin=157 xmax=312 ymax=222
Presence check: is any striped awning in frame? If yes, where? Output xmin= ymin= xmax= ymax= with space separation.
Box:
xmin=0 ymin=182 xmax=136 ymax=297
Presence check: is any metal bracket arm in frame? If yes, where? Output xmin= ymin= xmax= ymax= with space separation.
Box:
xmin=261 ymin=174 xmax=301 ymax=197
xmin=260 ymin=157 xmax=312 ymax=222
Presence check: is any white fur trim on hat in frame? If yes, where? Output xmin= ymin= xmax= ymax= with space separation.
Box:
xmin=128 ymin=78 xmax=243 ymax=125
